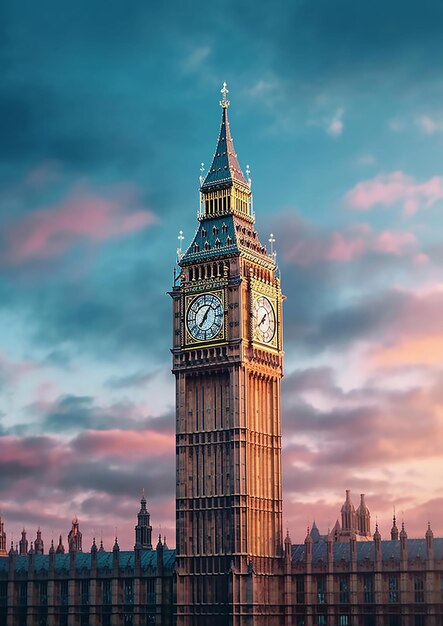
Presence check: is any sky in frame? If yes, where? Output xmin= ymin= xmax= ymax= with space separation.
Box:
xmin=1 ymin=0 xmax=443 ymax=551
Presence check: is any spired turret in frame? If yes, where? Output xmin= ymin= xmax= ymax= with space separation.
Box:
xmin=341 ymin=490 xmax=357 ymax=536
xmin=56 ymin=534 xmax=65 ymax=554
xmin=134 ymin=491 xmax=152 ymax=550
xmin=19 ymin=528 xmax=28 ymax=555
xmin=34 ymin=527 xmax=44 ymax=555
xmin=68 ymin=517 xmax=82 ymax=553
xmin=0 ymin=513 xmax=6 ymax=556
xmin=391 ymin=512 xmax=399 ymax=540
xmin=337 ymin=490 xmax=372 ymax=542
xmin=356 ymin=494 xmax=371 ymax=538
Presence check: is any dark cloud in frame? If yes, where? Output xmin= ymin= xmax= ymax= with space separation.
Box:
xmin=105 ymin=370 xmax=158 ymax=389
xmin=59 ymin=458 xmax=174 ymax=502
xmin=22 ymin=395 xmax=174 ymax=435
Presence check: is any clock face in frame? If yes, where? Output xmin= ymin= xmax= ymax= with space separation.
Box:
xmin=253 ymin=295 xmax=276 ymax=344
xmin=187 ymin=293 xmax=224 ymax=342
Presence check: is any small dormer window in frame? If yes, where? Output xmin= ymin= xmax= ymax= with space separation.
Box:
xmin=204 ymin=241 xmax=210 ymax=250
xmin=222 ymin=223 xmax=228 ymax=233
xmin=193 ymin=243 xmax=199 ymax=253
xmin=215 ymin=238 xmax=221 ymax=248
xmin=226 ymin=236 xmax=232 ymax=246
xmin=212 ymin=226 xmax=218 ymax=236
xmin=201 ymin=228 xmax=206 ymax=238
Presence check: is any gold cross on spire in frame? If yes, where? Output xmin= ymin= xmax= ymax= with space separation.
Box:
xmin=220 ymin=82 xmax=230 ymax=108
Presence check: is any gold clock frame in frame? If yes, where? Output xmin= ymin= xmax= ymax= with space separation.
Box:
xmin=184 ymin=289 xmax=225 ymax=347
xmin=250 ymin=279 xmax=279 ymax=350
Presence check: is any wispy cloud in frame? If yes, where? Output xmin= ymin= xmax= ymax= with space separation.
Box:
xmin=345 ymin=171 xmax=443 ymax=215
xmin=327 ymin=107 xmax=344 ymax=137
xmin=277 ymin=216 xmax=417 ymax=266
xmin=416 ymin=114 xmax=443 ymax=135
xmin=0 ymin=184 xmax=156 ymax=266
xmin=182 ymin=46 xmax=211 ymax=73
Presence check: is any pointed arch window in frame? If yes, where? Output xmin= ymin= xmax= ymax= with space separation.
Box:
xmin=212 ymin=226 xmax=218 ymax=236
xmin=193 ymin=243 xmax=199 ymax=253
xmin=201 ymin=228 xmax=207 ymax=238
xmin=204 ymin=241 xmax=210 ymax=250
xmin=222 ymin=223 xmax=228 ymax=233
xmin=215 ymin=238 xmax=221 ymax=248
xmin=226 ymin=236 xmax=232 ymax=246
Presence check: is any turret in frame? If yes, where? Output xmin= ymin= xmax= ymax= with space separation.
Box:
xmin=19 ymin=528 xmax=28 ymax=555
xmin=56 ymin=534 xmax=65 ymax=554
xmin=426 ymin=522 xmax=434 ymax=560
xmin=331 ymin=519 xmax=341 ymax=542
xmin=91 ymin=537 xmax=98 ymax=556
xmin=34 ymin=527 xmax=44 ymax=554
xmin=156 ymin=533 xmax=164 ymax=574
xmin=0 ymin=512 xmax=6 ymax=555
xmin=134 ymin=491 xmax=152 ymax=550
xmin=341 ymin=490 xmax=356 ymax=534
xmin=112 ymin=537 xmax=120 ymax=571
xmin=400 ymin=522 xmax=408 ymax=562
xmin=284 ymin=529 xmax=292 ymax=561
xmin=373 ymin=522 xmax=381 ymax=563
xmin=390 ymin=512 xmax=399 ymax=540
xmin=304 ymin=527 xmax=313 ymax=567
xmin=356 ymin=494 xmax=371 ymax=537
xmin=8 ymin=541 xmax=15 ymax=576
xmin=310 ymin=521 xmax=321 ymax=543
xmin=67 ymin=516 xmax=82 ymax=552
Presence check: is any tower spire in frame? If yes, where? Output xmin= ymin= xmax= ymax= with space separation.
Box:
xmin=200 ymin=83 xmax=249 ymax=200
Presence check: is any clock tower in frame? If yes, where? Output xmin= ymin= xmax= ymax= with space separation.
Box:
xmin=171 ymin=84 xmax=284 ymax=625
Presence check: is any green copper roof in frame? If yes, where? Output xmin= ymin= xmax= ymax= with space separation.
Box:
xmin=201 ymin=107 xmax=248 ymax=191
xmin=180 ymin=215 xmax=268 ymax=266
xmin=0 ymin=549 xmax=176 ymax=574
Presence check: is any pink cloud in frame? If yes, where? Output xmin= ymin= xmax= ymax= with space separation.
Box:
xmin=373 ymin=230 xmax=416 ymax=254
xmin=71 ymin=429 xmax=175 ymax=459
xmin=326 ymin=231 xmax=366 ymax=261
xmin=281 ymin=216 xmax=416 ymax=266
xmin=345 ymin=171 xmax=443 ymax=215
xmin=1 ymin=185 xmax=156 ymax=265
xmin=0 ymin=353 xmax=39 ymax=383
xmin=0 ymin=436 xmax=64 ymax=467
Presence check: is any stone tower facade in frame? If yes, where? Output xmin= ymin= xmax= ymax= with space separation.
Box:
xmin=171 ymin=84 xmax=284 ymax=625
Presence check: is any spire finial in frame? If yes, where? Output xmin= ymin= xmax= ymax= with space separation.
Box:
xmin=220 ymin=82 xmax=230 ymax=109
xmin=246 ymin=164 xmax=252 ymax=189
xmin=176 ymin=230 xmax=184 ymax=260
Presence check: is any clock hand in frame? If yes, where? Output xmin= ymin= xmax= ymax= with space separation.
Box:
xmin=200 ymin=306 xmax=210 ymax=326
xmin=259 ymin=313 xmax=267 ymax=327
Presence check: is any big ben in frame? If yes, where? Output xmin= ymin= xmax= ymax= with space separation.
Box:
xmin=171 ymin=84 xmax=284 ymax=625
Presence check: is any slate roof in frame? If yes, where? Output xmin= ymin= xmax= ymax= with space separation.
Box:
xmin=201 ymin=107 xmax=248 ymax=191
xmin=0 ymin=549 xmax=176 ymax=574
xmin=292 ymin=538 xmax=443 ymax=564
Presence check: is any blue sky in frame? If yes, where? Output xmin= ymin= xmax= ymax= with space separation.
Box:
xmin=1 ymin=0 xmax=443 ymax=549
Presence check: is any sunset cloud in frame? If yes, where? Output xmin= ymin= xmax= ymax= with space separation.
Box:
xmin=345 ymin=171 xmax=443 ymax=215
xmin=277 ymin=214 xmax=417 ymax=266
xmin=0 ymin=185 xmax=156 ymax=266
